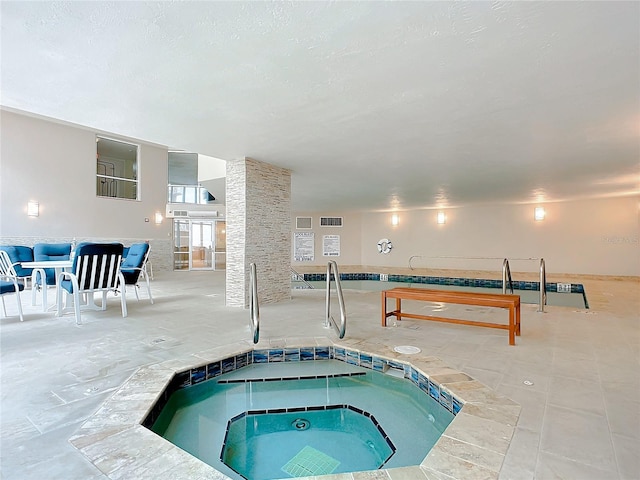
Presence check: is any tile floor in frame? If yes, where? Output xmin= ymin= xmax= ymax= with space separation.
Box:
xmin=0 ymin=271 xmax=638 ymax=479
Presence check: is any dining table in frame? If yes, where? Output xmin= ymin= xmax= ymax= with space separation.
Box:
xmin=20 ymin=260 xmax=73 ymax=312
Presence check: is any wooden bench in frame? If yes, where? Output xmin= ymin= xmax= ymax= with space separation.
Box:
xmin=381 ymin=287 xmax=521 ymax=345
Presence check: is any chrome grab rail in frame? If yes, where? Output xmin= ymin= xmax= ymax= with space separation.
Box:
xmin=291 ymin=267 xmax=314 ymax=289
xmin=325 ymin=261 xmax=346 ymax=338
xmin=538 ymin=258 xmax=547 ymax=313
xmin=409 ymin=255 xmax=539 ymax=270
xmin=502 ymin=259 xmax=514 ymax=294
xmin=249 ymin=263 xmax=260 ymax=343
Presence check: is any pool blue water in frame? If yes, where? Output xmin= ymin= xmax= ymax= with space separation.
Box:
xmin=152 ymin=360 xmax=453 ymax=479
xmin=294 ymin=280 xmax=586 ymax=308
xmin=222 ymin=407 xmax=395 ymax=479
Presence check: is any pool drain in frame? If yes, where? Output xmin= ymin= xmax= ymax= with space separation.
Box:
xmin=292 ymin=418 xmax=310 ymax=431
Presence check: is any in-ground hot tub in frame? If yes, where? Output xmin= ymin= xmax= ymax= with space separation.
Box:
xmin=70 ymin=341 xmax=521 ymax=479
xmin=146 ymin=352 xmax=455 ymax=479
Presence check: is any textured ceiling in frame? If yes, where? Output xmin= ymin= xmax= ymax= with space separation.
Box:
xmin=1 ymin=1 xmax=638 ymax=212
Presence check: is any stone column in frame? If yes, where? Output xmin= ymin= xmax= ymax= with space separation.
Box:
xmin=226 ymin=157 xmax=291 ymax=307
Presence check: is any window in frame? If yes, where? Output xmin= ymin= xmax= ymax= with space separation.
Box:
xmin=96 ymin=137 xmax=139 ymax=199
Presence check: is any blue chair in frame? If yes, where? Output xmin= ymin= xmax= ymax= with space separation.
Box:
xmin=0 ymin=246 xmax=35 ymax=286
xmin=0 ymin=250 xmax=24 ymax=321
xmin=120 ymin=243 xmax=153 ymax=304
xmin=57 ymin=243 xmax=127 ymax=325
xmin=33 ymin=243 xmax=71 ymax=285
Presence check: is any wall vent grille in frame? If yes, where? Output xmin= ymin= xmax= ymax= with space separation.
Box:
xmin=320 ymin=217 xmax=343 ymax=227
xmin=296 ymin=217 xmax=313 ymax=229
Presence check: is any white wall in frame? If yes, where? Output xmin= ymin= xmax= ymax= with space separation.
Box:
xmin=291 ymin=212 xmax=362 ymax=267
xmin=292 ymin=197 xmax=639 ymax=276
xmin=358 ymin=198 xmax=639 ymax=276
xmin=0 ymin=109 xmax=172 ymax=268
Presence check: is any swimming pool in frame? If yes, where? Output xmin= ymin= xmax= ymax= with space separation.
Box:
xmin=148 ymin=356 xmax=454 ymax=479
xmin=292 ymin=274 xmax=588 ymax=308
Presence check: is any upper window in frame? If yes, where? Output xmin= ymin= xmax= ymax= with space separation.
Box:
xmin=96 ymin=137 xmax=139 ymax=200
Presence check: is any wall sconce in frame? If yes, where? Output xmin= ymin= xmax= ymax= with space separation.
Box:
xmin=534 ymin=207 xmax=546 ymax=221
xmin=27 ymin=201 xmax=39 ymax=217
xmin=391 ymin=214 xmax=399 ymax=226
xmin=437 ymin=211 xmax=446 ymax=224
xmin=154 ymin=212 xmax=164 ymax=225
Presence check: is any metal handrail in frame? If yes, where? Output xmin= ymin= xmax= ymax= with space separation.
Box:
xmin=325 ymin=261 xmax=346 ymax=338
xmin=538 ymin=258 xmax=547 ymax=313
xmin=502 ymin=258 xmax=514 ymax=294
xmin=409 ymin=254 xmax=540 ymax=270
xmin=249 ymin=263 xmax=260 ymax=343
xmin=291 ymin=267 xmax=314 ymax=289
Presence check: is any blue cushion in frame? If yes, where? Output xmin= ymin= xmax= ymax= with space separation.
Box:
xmin=0 ymin=280 xmax=24 ymax=294
xmin=33 ymin=243 xmax=71 ymax=284
xmin=121 ymin=243 xmax=149 ymax=284
xmin=60 ymin=243 xmax=123 ymax=294
xmin=0 ymin=246 xmax=34 ymax=277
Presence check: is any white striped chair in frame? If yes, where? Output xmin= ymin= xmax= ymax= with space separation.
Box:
xmin=0 ymin=250 xmax=24 ymax=322
xmin=56 ymin=243 xmax=127 ymax=325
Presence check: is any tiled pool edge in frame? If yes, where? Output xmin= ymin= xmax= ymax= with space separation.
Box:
xmin=298 ymin=272 xmax=589 ymax=308
xmin=69 ymin=339 xmax=520 ymax=480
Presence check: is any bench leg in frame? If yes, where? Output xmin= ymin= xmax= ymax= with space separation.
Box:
xmin=381 ymin=292 xmax=387 ymax=326
xmin=509 ymin=307 xmax=515 ymax=345
xmin=516 ymin=305 xmax=521 ymax=336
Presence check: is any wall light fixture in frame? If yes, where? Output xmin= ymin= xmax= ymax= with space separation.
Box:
xmin=437 ymin=211 xmax=446 ymax=224
xmin=534 ymin=207 xmax=546 ymax=221
xmin=391 ymin=213 xmax=399 ymax=226
xmin=27 ymin=201 xmax=39 ymax=217
xmin=154 ymin=212 xmax=164 ymax=225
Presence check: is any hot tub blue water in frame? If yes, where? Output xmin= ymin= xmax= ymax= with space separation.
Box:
xmin=150 ymin=360 xmax=454 ymax=480
xmin=222 ymin=406 xmax=395 ymax=479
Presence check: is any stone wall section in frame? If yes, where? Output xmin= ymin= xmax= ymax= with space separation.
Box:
xmin=226 ymin=157 xmax=291 ymax=307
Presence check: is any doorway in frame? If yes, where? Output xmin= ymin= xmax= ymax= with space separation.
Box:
xmin=173 ymin=219 xmax=226 ymax=270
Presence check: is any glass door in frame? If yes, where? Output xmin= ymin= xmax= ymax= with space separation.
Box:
xmin=214 ymin=221 xmax=226 ymax=270
xmin=190 ymin=220 xmax=214 ymax=270
xmin=173 ymin=220 xmax=190 ymax=270
xmin=173 ymin=219 xmax=226 ymax=271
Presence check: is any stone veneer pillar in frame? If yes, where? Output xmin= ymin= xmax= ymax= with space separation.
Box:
xmin=225 ymin=157 xmax=291 ymax=307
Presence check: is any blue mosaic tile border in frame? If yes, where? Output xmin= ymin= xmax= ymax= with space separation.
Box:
xmin=141 ymin=346 xmax=464 ymax=429
xmin=220 ymin=404 xmax=397 ymax=474
xmin=218 ymin=371 xmax=366 ymax=384
xmin=301 ymin=273 xmax=588 ymax=308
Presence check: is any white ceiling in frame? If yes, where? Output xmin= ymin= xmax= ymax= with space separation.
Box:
xmin=1 ymin=1 xmax=638 ymax=212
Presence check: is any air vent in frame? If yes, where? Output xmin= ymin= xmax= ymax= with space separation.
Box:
xmin=296 ymin=217 xmax=312 ymax=229
xmin=320 ymin=217 xmax=343 ymax=227
xmin=174 ymin=210 xmax=188 ymax=217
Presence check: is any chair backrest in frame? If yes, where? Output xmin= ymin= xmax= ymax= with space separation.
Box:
xmin=34 ymin=243 xmax=72 ymax=284
xmin=0 ymin=246 xmax=34 ymax=277
xmin=0 ymin=250 xmax=18 ymax=277
xmin=70 ymin=243 xmax=124 ymax=292
xmin=121 ymin=243 xmax=150 ymax=284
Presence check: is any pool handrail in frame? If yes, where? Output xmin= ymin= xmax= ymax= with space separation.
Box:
xmin=325 ymin=260 xmax=346 ymax=338
xmin=249 ymin=262 xmax=260 ymax=343
xmin=502 ymin=258 xmax=514 ymax=294
xmin=538 ymin=258 xmax=547 ymax=313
